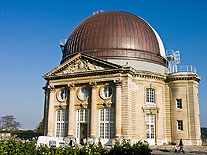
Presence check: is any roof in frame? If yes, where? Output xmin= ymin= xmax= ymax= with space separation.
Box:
xmin=61 ymin=11 xmax=166 ymax=66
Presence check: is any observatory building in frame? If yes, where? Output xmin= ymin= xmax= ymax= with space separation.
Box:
xmin=43 ymin=11 xmax=201 ymax=145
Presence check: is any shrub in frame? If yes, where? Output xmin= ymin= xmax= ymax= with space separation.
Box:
xmin=0 ymin=136 xmax=36 ymax=155
xmin=0 ymin=137 xmax=151 ymax=155
xmin=80 ymin=144 xmax=108 ymax=155
xmin=109 ymin=139 xmax=151 ymax=155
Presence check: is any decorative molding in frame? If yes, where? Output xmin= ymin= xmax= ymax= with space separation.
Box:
xmin=97 ymin=102 xmax=112 ymax=108
xmin=57 ymin=59 xmax=106 ymax=75
xmin=74 ymin=103 xmax=90 ymax=109
xmin=44 ymin=67 xmax=166 ymax=82
xmin=142 ymin=105 xmax=160 ymax=112
xmin=166 ymin=76 xmax=201 ymax=83
xmin=48 ymin=85 xmax=55 ymax=92
xmin=67 ymin=83 xmax=75 ymax=90
xmin=89 ymin=81 xmax=97 ymax=88
xmin=114 ymin=79 xmax=122 ymax=86
xmin=43 ymin=53 xmax=122 ymax=79
xmin=133 ymin=73 xmax=166 ymax=81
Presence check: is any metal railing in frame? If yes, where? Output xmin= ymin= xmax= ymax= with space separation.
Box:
xmin=170 ymin=65 xmax=196 ymax=73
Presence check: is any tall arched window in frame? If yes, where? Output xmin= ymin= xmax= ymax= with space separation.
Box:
xmin=55 ymin=109 xmax=68 ymax=137
xmin=146 ymin=88 xmax=155 ymax=104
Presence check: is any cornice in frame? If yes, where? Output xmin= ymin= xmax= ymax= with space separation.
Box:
xmin=44 ymin=68 xmax=124 ymax=80
xmin=133 ymin=72 xmax=166 ymax=81
xmin=44 ymin=67 xmax=166 ymax=82
xmin=166 ymin=73 xmax=201 ymax=83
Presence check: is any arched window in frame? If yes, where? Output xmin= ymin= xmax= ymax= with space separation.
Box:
xmin=56 ymin=109 xmax=68 ymax=137
xmin=146 ymin=88 xmax=155 ymax=104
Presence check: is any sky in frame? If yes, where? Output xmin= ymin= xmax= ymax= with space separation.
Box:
xmin=0 ymin=0 xmax=207 ymax=129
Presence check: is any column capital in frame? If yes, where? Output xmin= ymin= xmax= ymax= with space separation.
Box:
xmin=89 ymin=81 xmax=97 ymax=88
xmin=48 ymin=85 xmax=55 ymax=92
xmin=67 ymin=83 xmax=75 ymax=90
xmin=42 ymin=85 xmax=48 ymax=91
xmin=114 ymin=79 xmax=122 ymax=87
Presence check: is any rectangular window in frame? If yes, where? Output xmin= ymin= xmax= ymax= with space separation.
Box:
xmin=177 ymin=120 xmax=183 ymax=131
xmin=56 ymin=109 xmax=68 ymax=137
xmin=146 ymin=88 xmax=155 ymax=104
xmin=99 ymin=108 xmax=114 ymax=139
xmin=146 ymin=115 xmax=155 ymax=139
xmin=76 ymin=109 xmax=90 ymax=139
xmin=78 ymin=109 xmax=89 ymax=123
xmin=100 ymin=123 xmax=104 ymax=138
xmin=176 ymin=99 xmax=182 ymax=109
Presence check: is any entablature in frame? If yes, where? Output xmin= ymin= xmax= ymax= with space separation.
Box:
xmin=166 ymin=72 xmax=201 ymax=83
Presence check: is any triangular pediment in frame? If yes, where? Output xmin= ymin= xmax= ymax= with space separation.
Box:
xmin=43 ymin=53 xmax=122 ymax=79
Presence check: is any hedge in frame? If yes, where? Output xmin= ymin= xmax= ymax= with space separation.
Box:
xmin=0 ymin=137 xmax=151 ymax=155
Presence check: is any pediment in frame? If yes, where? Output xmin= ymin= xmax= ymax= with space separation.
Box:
xmin=58 ymin=58 xmax=108 ymax=75
xmin=43 ymin=53 xmax=122 ymax=78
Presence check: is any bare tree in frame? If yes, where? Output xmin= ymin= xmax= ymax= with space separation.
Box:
xmin=0 ymin=115 xmax=21 ymax=131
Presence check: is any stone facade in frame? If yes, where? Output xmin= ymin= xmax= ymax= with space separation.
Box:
xmin=43 ymin=53 xmax=201 ymax=145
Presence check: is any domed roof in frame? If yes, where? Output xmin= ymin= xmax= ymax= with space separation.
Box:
xmin=61 ymin=11 xmax=166 ymax=66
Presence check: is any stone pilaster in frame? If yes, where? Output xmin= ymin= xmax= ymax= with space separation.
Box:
xmin=114 ymin=79 xmax=122 ymax=137
xmin=47 ymin=85 xmax=55 ymax=136
xmin=68 ymin=83 xmax=76 ymax=137
xmin=90 ymin=82 xmax=97 ymax=139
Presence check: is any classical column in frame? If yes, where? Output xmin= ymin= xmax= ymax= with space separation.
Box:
xmin=43 ymin=86 xmax=49 ymax=136
xmin=68 ymin=83 xmax=76 ymax=137
xmin=47 ymin=85 xmax=55 ymax=136
xmin=90 ymin=82 xmax=97 ymax=138
xmin=114 ymin=79 xmax=122 ymax=137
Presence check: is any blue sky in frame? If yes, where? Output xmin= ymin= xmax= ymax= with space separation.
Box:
xmin=0 ymin=0 xmax=207 ymax=129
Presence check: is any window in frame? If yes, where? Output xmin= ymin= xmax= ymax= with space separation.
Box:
xmin=146 ymin=88 xmax=155 ymax=104
xmin=77 ymin=109 xmax=89 ymax=122
xmin=176 ymin=99 xmax=182 ymax=109
xmin=49 ymin=140 xmax=56 ymax=147
xmin=146 ymin=115 xmax=155 ymax=139
xmin=99 ymin=108 xmax=114 ymax=139
xmin=76 ymin=109 xmax=90 ymax=139
xmin=78 ymin=87 xmax=89 ymax=100
xmin=60 ymin=89 xmax=67 ymax=100
xmin=56 ymin=109 xmax=68 ymax=137
xmin=102 ymin=86 xmax=112 ymax=98
xmin=57 ymin=89 xmax=68 ymax=102
xmin=177 ymin=120 xmax=183 ymax=131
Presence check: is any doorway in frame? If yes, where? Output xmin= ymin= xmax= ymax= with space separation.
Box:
xmin=80 ymin=123 xmax=87 ymax=144
xmin=76 ymin=109 xmax=90 ymax=144
xmin=146 ymin=114 xmax=155 ymax=145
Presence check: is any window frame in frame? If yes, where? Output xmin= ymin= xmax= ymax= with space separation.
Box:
xmin=76 ymin=109 xmax=90 ymax=140
xmin=57 ymin=89 xmax=68 ymax=102
xmin=100 ymin=84 xmax=113 ymax=100
xmin=77 ymin=87 xmax=89 ymax=101
xmin=99 ymin=108 xmax=114 ymax=139
xmin=176 ymin=99 xmax=182 ymax=109
xmin=146 ymin=114 xmax=155 ymax=139
xmin=177 ymin=120 xmax=183 ymax=131
xmin=55 ymin=109 xmax=68 ymax=137
xmin=146 ymin=88 xmax=155 ymax=104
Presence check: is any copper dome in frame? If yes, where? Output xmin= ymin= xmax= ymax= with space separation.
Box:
xmin=61 ymin=11 xmax=166 ymax=66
